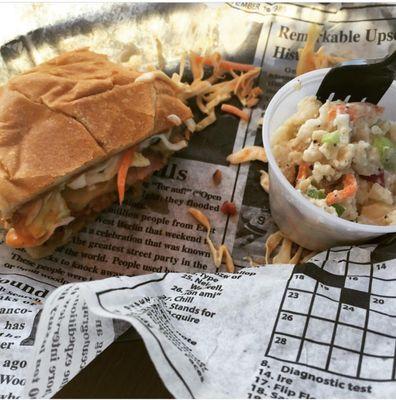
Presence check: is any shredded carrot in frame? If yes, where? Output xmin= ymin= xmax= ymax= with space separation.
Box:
xmin=328 ymin=108 xmax=336 ymax=121
xmin=326 ymin=173 xmax=357 ymax=206
xmin=194 ymin=55 xmax=257 ymax=72
xmin=296 ymin=162 xmax=310 ymax=182
xmin=188 ymin=207 xmax=235 ymax=272
xmin=221 ymin=104 xmax=249 ymax=121
xmin=117 ymin=148 xmax=135 ymax=205
xmin=296 ymin=25 xmax=321 ymax=76
xmin=250 ymin=87 xmax=263 ymax=97
xmin=328 ymin=104 xmax=346 ymax=121
xmin=184 ymin=53 xmax=262 ymax=131
xmin=328 ymin=103 xmax=383 ymax=124
xmin=296 ymin=24 xmax=347 ymax=76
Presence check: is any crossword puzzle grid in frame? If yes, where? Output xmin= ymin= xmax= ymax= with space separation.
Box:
xmin=265 ymin=246 xmax=396 ymax=381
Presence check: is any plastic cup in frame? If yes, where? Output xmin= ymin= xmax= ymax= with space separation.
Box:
xmin=262 ymin=68 xmax=396 ymax=251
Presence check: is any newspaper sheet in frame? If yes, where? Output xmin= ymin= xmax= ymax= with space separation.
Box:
xmin=0 ymin=2 xmax=395 ymax=398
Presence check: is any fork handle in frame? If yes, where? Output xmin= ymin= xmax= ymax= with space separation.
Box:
xmin=380 ymin=50 xmax=396 ymax=74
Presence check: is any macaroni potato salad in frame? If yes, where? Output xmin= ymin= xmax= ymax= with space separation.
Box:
xmin=272 ymin=97 xmax=396 ymax=225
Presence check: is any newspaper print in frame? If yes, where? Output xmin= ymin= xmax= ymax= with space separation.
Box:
xmin=0 ymin=2 xmax=395 ymax=398
xmin=24 ymin=242 xmax=396 ymax=398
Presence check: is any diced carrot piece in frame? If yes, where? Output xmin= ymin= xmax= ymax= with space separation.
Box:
xmin=297 ymin=162 xmax=311 ymax=182
xmin=195 ymin=55 xmax=257 ymax=72
xmin=326 ymin=173 xmax=357 ymax=206
xmin=221 ymin=104 xmax=249 ymax=121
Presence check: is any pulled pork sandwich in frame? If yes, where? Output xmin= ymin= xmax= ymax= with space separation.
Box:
xmin=0 ymin=49 xmax=194 ymax=258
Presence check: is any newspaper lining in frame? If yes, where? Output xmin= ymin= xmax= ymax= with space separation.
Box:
xmin=0 ymin=2 xmax=396 ymax=398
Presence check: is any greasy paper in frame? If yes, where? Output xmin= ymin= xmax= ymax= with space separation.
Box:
xmin=24 ymin=244 xmax=396 ymax=398
xmin=0 ymin=2 xmax=395 ymax=398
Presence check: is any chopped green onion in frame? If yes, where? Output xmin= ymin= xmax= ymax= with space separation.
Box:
xmin=321 ymin=131 xmax=340 ymax=145
xmin=307 ymin=188 xmax=326 ymax=199
xmin=373 ymin=136 xmax=396 ymax=171
xmin=332 ymin=204 xmax=345 ymax=217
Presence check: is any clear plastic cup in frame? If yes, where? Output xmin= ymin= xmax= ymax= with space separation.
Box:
xmin=262 ymin=68 xmax=396 ymax=251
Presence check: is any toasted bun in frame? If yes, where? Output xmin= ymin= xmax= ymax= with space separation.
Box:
xmin=0 ymin=49 xmax=192 ymax=216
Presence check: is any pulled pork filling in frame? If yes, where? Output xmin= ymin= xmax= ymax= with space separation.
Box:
xmin=5 ymin=130 xmax=187 ymax=248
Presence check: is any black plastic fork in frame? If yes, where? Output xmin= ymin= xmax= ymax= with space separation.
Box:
xmin=316 ymin=50 xmax=396 ymax=104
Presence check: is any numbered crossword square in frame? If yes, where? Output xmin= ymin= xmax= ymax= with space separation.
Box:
xmin=311 ymin=295 xmax=338 ymax=320
xmin=329 ymin=347 xmax=359 ymax=376
xmin=334 ymin=324 xmax=363 ymax=352
xmin=317 ymin=283 xmax=341 ymax=302
xmin=276 ymin=311 xmax=307 ymax=337
xmin=282 ymin=289 xmax=313 ymax=314
xmin=288 ymin=274 xmax=316 ymax=292
xmin=268 ymin=334 xmax=301 ymax=361
xmin=360 ymin=355 xmax=394 ymax=380
xmin=364 ymin=331 xmax=396 ymax=356
xmin=372 ymin=263 xmax=396 ymax=279
xmin=344 ymin=275 xmax=370 ymax=292
xmin=300 ymin=340 xmax=330 ymax=368
xmin=305 ymin=317 xmax=334 ymax=344
xmin=339 ymin=304 xmax=367 ymax=328
xmin=369 ymin=295 xmax=396 ymax=314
